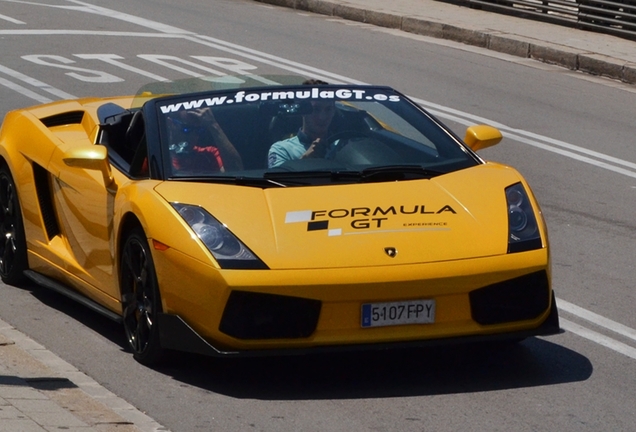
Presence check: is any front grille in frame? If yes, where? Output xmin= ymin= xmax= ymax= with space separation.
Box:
xmin=469 ymin=271 xmax=550 ymax=325
xmin=220 ymin=291 xmax=321 ymax=340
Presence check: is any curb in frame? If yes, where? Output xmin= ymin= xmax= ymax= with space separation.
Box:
xmin=0 ymin=318 xmax=168 ymax=432
xmin=254 ymin=0 xmax=636 ymax=85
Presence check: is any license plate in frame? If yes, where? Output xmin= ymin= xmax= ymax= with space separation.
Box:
xmin=361 ymin=299 xmax=436 ymax=328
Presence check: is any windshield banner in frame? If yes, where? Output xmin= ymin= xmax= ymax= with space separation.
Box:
xmin=159 ymin=88 xmax=400 ymax=113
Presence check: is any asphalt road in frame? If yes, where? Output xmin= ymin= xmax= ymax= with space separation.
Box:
xmin=1 ymin=0 xmax=635 ymax=431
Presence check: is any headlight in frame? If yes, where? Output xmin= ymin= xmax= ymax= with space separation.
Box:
xmin=172 ymin=203 xmax=267 ymax=269
xmin=506 ymin=183 xmax=542 ymax=253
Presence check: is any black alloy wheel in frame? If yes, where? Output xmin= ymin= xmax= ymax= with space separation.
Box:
xmin=0 ymin=164 xmax=28 ymax=285
xmin=120 ymin=227 xmax=164 ymax=365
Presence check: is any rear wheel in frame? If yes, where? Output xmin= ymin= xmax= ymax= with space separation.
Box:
xmin=0 ymin=164 xmax=28 ymax=285
xmin=120 ymin=227 xmax=164 ymax=365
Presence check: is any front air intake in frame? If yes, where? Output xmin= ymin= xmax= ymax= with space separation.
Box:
xmin=220 ymin=291 xmax=321 ymax=340
xmin=469 ymin=271 xmax=550 ymax=325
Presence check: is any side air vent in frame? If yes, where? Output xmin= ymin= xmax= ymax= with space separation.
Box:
xmin=40 ymin=111 xmax=84 ymax=128
xmin=32 ymin=164 xmax=61 ymax=240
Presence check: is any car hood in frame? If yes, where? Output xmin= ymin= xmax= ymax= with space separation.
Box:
xmin=154 ymin=164 xmax=526 ymax=269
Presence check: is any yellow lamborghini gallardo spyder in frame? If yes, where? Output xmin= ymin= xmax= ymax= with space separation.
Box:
xmin=0 ymin=77 xmax=559 ymax=365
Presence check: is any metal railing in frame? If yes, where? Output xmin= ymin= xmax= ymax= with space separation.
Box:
xmin=460 ymin=0 xmax=636 ymax=39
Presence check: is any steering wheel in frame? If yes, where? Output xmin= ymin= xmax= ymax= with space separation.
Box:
xmin=324 ymin=130 xmax=373 ymax=158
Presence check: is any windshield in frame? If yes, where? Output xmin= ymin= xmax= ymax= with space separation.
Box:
xmin=152 ymin=84 xmax=479 ymax=186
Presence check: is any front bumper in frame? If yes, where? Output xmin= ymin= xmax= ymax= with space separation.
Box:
xmin=157 ymin=291 xmax=561 ymax=358
xmin=155 ymin=246 xmax=556 ymax=354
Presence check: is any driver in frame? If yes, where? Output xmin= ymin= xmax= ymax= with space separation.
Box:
xmin=168 ymin=107 xmax=243 ymax=173
xmin=268 ymin=80 xmax=336 ymax=168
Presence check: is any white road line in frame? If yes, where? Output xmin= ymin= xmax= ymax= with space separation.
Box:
xmin=74 ymin=54 xmax=170 ymax=82
xmin=67 ymin=0 xmax=193 ymax=34
xmin=505 ymin=132 xmax=636 ymax=179
xmin=0 ymin=76 xmax=53 ymax=103
xmin=0 ymin=64 xmax=76 ymax=99
xmin=0 ymin=13 xmax=25 ymax=24
xmin=191 ymin=35 xmax=365 ymax=85
xmin=560 ymin=318 xmax=636 ymax=361
xmin=0 ymin=0 xmax=193 ymax=35
xmin=420 ymin=102 xmax=636 ymax=177
xmin=0 ymin=30 xmax=185 ymax=37
xmin=558 ymin=298 xmax=636 ymax=343
xmin=418 ymin=99 xmax=636 ymax=171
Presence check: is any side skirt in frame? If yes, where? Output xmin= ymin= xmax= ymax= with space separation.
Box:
xmin=23 ymin=270 xmax=122 ymax=323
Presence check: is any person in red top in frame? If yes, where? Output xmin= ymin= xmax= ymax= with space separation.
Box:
xmin=167 ymin=107 xmax=243 ymax=173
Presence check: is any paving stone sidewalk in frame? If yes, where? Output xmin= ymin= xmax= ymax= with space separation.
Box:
xmin=0 ymin=319 xmax=166 ymax=432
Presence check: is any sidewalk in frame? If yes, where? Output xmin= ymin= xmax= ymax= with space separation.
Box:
xmin=0 ymin=318 xmax=165 ymax=432
xmin=256 ymin=0 xmax=636 ymax=85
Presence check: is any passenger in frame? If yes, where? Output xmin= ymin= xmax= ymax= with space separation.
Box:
xmin=167 ymin=107 xmax=243 ymax=173
xmin=268 ymin=79 xmax=335 ymax=168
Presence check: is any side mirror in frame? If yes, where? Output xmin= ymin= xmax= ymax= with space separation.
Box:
xmin=63 ymin=145 xmax=115 ymax=190
xmin=463 ymin=125 xmax=502 ymax=152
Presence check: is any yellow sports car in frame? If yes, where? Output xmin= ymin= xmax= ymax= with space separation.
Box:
xmin=0 ymin=76 xmax=559 ymax=365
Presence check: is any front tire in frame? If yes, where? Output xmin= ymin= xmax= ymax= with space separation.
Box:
xmin=0 ymin=164 xmax=28 ymax=285
xmin=120 ymin=227 xmax=164 ymax=365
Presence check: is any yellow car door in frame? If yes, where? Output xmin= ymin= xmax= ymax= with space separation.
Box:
xmin=47 ymin=137 xmax=120 ymax=300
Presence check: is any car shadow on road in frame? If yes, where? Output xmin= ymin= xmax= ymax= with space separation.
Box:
xmin=21 ymin=282 xmax=592 ymax=400
xmin=17 ymin=280 xmax=130 ymax=345
xmin=155 ymin=335 xmax=591 ymax=400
